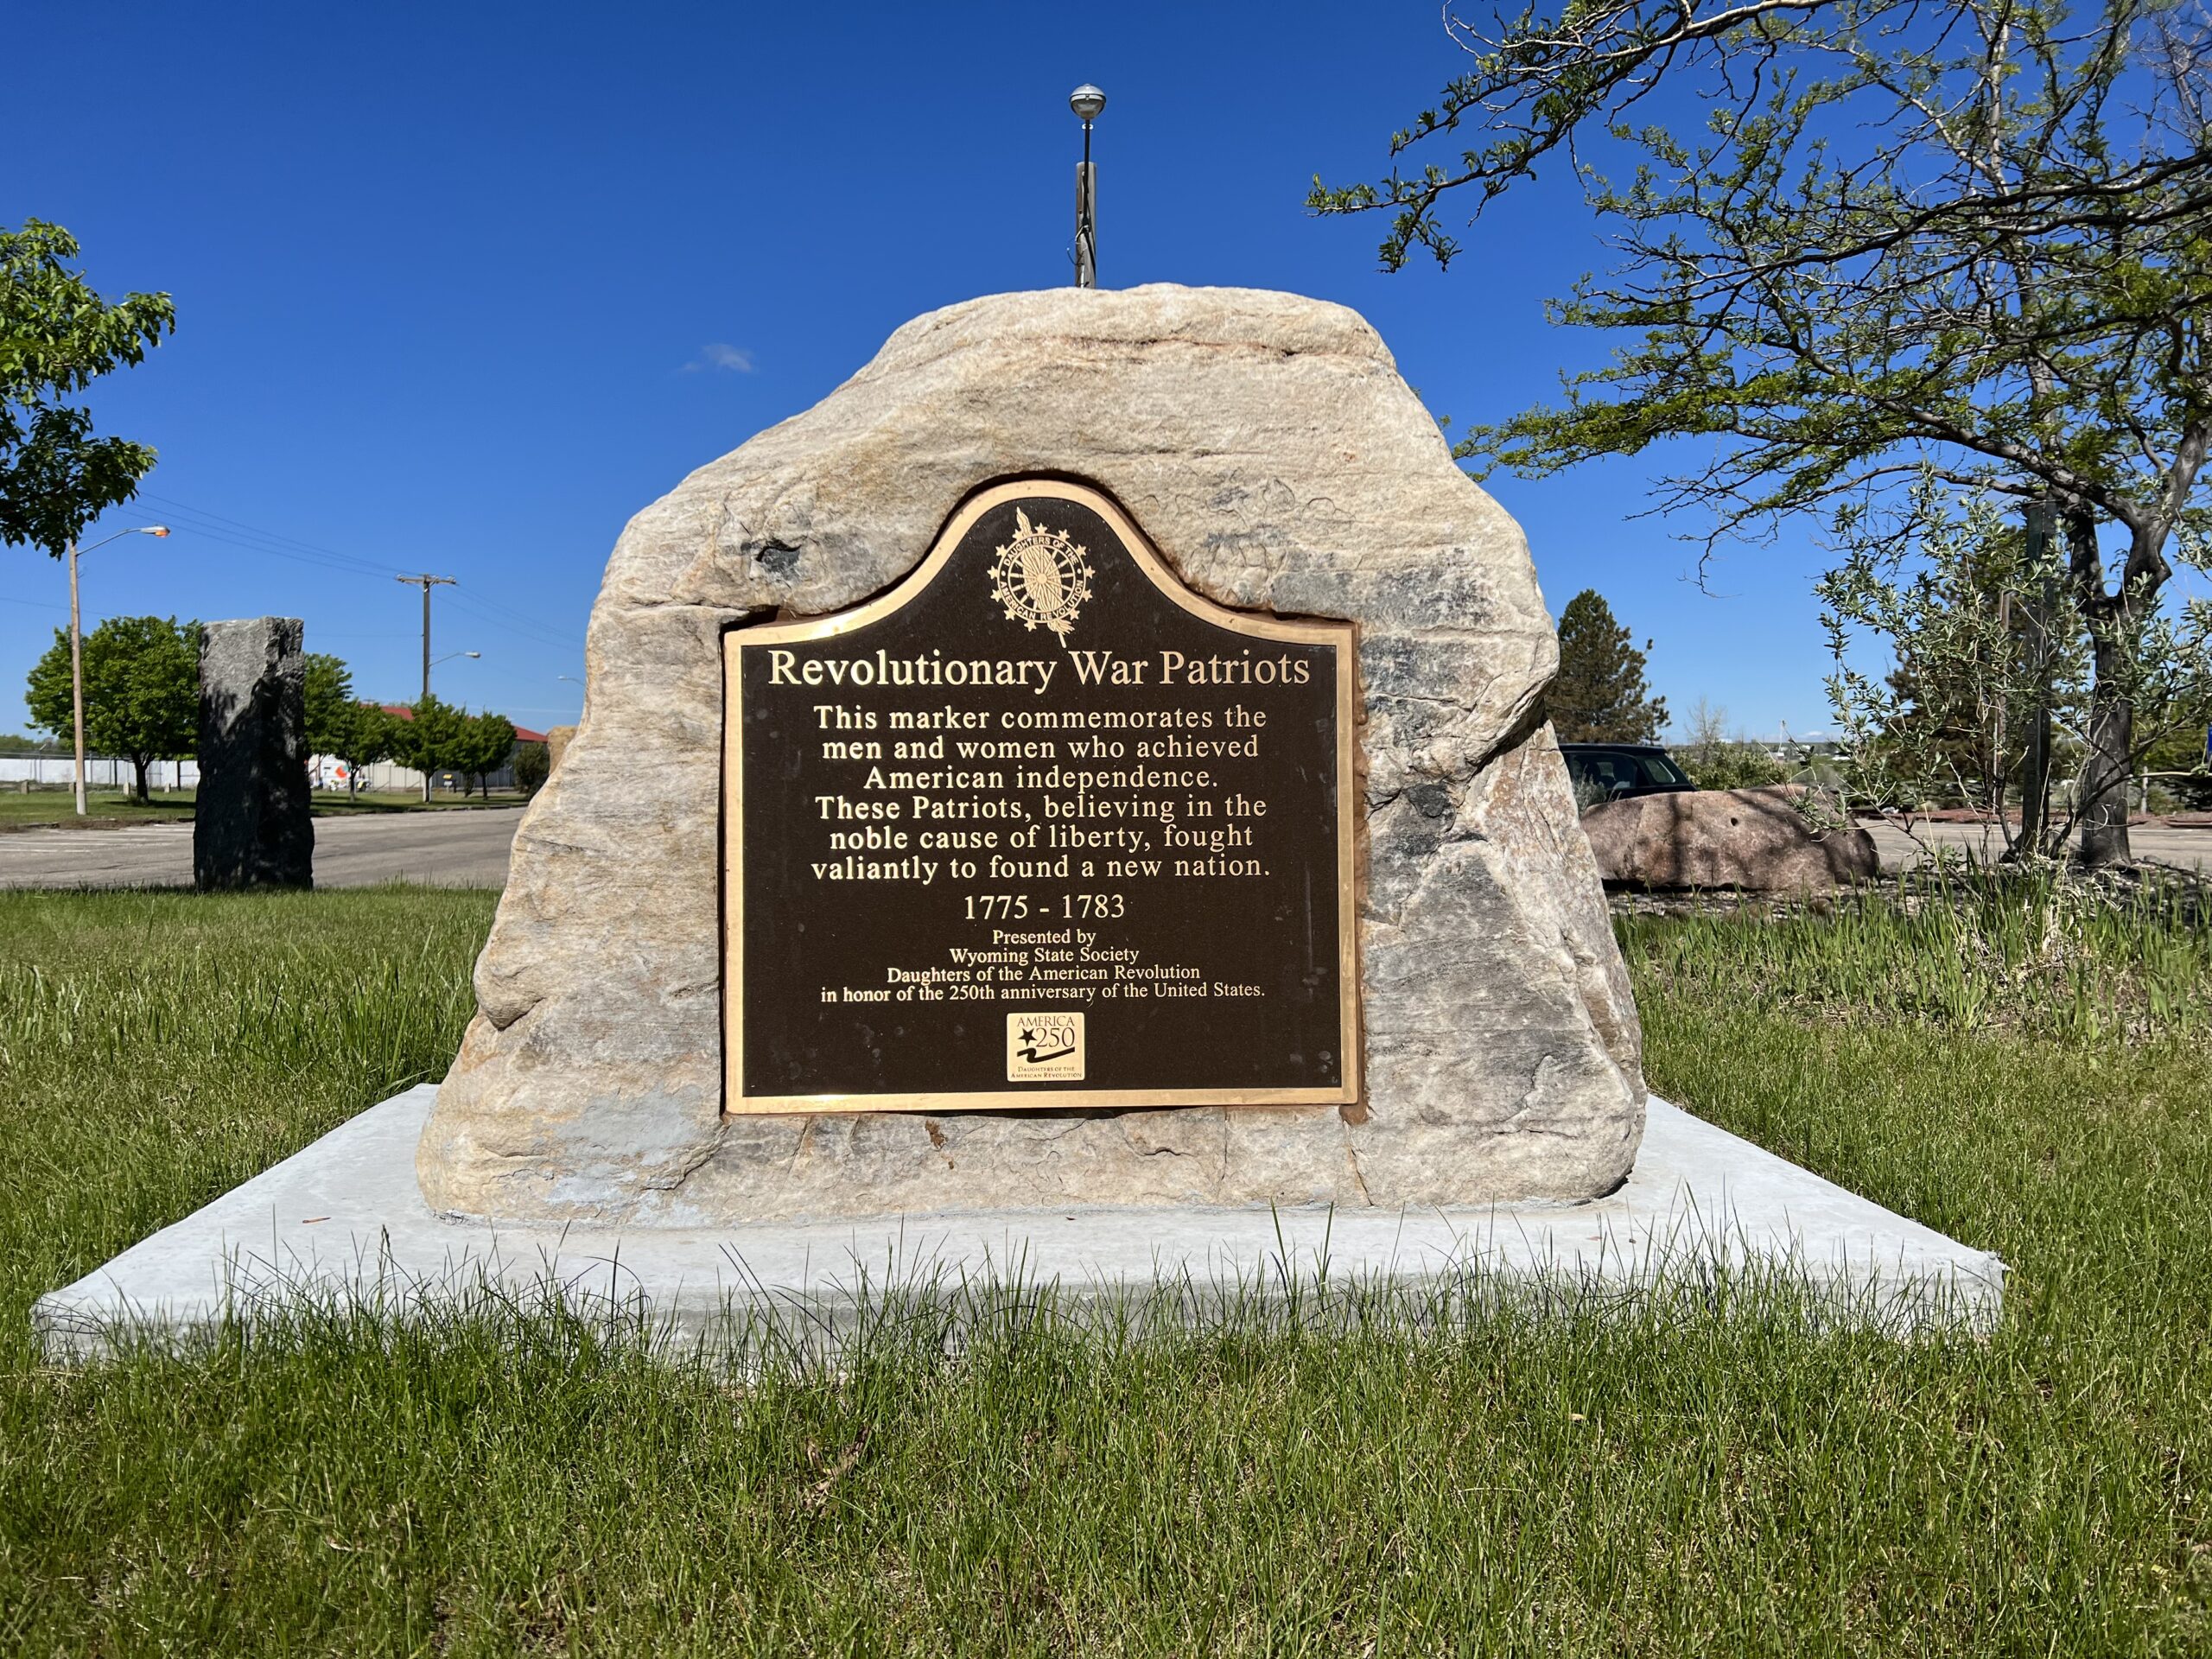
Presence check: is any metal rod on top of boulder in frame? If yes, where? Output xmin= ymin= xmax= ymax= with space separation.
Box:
xmin=1071 ymin=84 xmax=1104 ymax=288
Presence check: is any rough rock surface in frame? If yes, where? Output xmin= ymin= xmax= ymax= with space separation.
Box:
xmin=418 ymin=285 xmax=1645 ymax=1223
xmin=1582 ymin=786 xmax=1878 ymax=891
xmin=194 ymin=616 xmax=312 ymax=891
xmin=544 ymin=725 xmax=577 ymax=777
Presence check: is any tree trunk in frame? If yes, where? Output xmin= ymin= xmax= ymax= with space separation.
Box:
xmin=131 ymin=755 xmax=152 ymax=805
xmin=2076 ymin=630 xmax=2136 ymax=867
xmin=2075 ymin=518 xmax=2170 ymax=869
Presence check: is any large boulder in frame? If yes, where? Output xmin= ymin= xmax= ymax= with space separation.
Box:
xmin=416 ymin=284 xmax=1646 ymax=1224
xmin=1582 ymin=786 xmax=1878 ymax=890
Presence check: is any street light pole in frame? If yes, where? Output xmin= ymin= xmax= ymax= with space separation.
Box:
xmin=68 ymin=543 xmax=83 ymax=817
xmin=1070 ymin=85 xmax=1105 ymax=288
xmin=67 ymin=524 xmax=169 ymax=817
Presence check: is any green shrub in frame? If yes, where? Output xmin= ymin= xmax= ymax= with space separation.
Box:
xmin=1678 ymin=740 xmax=1789 ymax=791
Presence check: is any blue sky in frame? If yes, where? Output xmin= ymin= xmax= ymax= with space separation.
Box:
xmin=10 ymin=0 xmax=1853 ymax=741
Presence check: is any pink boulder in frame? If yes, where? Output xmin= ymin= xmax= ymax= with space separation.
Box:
xmin=1580 ymin=786 xmax=1878 ymax=891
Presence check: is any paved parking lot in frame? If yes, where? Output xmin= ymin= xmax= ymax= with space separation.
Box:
xmin=1862 ymin=818 xmax=2212 ymax=875
xmin=6 ymin=802 xmax=2205 ymax=892
xmin=0 ymin=807 xmax=523 ymax=890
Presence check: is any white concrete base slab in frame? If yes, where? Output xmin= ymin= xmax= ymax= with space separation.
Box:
xmin=35 ymin=1088 xmax=2004 ymax=1358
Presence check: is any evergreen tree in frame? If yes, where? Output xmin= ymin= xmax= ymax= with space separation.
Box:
xmin=1549 ymin=590 xmax=1668 ymax=742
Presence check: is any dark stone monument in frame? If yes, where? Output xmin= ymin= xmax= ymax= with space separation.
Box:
xmin=194 ymin=616 xmax=314 ymax=891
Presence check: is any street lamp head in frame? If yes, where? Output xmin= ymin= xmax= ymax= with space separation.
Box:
xmin=1069 ymin=84 xmax=1106 ymax=122
xmin=143 ymin=526 xmax=169 ymax=537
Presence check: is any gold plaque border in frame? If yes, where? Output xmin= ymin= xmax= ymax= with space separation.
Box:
xmin=721 ymin=477 xmax=1362 ymax=1116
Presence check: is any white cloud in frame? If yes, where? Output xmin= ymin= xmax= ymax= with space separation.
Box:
xmin=683 ymin=341 xmax=756 ymax=373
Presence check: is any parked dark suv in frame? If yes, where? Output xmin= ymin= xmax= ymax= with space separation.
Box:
xmin=1560 ymin=742 xmax=1698 ymax=804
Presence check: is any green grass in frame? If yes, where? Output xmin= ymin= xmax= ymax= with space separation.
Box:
xmin=1622 ymin=863 xmax=2212 ymax=1042
xmin=302 ymin=789 xmax=526 ymax=815
xmin=0 ymin=790 xmax=195 ymax=828
xmin=2 ymin=886 xmax=2209 ymax=1654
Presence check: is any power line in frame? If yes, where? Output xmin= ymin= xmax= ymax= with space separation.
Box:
xmin=121 ymin=511 xmax=396 ymax=583
xmin=89 ymin=496 xmax=588 ymax=672
xmin=136 ymin=492 xmax=403 ymax=580
xmin=452 ymin=588 xmax=583 ymax=638
xmin=134 ymin=496 xmax=586 ymax=647
xmin=443 ymin=589 xmax=582 ymax=652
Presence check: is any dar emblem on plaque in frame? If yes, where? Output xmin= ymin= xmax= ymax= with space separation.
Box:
xmin=989 ymin=508 xmax=1094 ymax=639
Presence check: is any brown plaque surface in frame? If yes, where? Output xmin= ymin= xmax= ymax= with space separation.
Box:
xmin=723 ymin=480 xmax=1358 ymax=1114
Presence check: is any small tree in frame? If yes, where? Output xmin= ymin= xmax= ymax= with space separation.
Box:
xmin=2 ymin=220 xmax=175 ymax=557
xmin=23 ymin=615 xmax=198 ymax=801
xmin=1550 ymin=589 xmax=1668 ymax=741
xmin=328 ymin=701 xmax=398 ymax=802
xmin=301 ymin=653 xmax=356 ymax=763
xmin=1821 ymin=483 xmax=2212 ymax=853
xmin=512 ymin=740 xmax=550 ymax=797
xmin=454 ymin=711 xmax=516 ymax=798
xmin=385 ymin=695 xmax=466 ymax=799
xmin=1675 ymin=700 xmax=1790 ymax=791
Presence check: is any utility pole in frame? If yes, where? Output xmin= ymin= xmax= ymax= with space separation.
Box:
xmin=69 ymin=541 xmax=85 ymax=817
xmin=66 ymin=525 xmax=169 ymax=817
xmin=397 ymin=573 xmax=455 ymax=803
xmin=1070 ymin=85 xmax=1105 ymax=288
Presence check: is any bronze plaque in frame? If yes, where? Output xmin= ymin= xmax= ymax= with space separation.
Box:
xmin=722 ymin=480 xmax=1358 ymax=1114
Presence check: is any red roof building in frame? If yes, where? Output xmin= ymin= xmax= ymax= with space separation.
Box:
xmin=375 ymin=703 xmax=546 ymax=742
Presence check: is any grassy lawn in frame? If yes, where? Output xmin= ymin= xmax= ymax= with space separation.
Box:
xmin=1 ymin=884 xmax=2207 ymax=1653
xmin=0 ymin=791 xmax=194 ymax=829
xmin=0 ymin=788 xmax=524 ymax=830
xmin=302 ymin=790 xmax=526 ymax=816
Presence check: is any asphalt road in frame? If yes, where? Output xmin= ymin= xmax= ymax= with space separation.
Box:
xmin=0 ymin=807 xmax=523 ymax=891
xmin=1861 ymin=818 xmax=2212 ymax=874
xmin=5 ymin=802 xmax=2206 ymax=892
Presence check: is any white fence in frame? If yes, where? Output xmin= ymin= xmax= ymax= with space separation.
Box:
xmin=0 ymin=754 xmax=508 ymax=794
xmin=0 ymin=754 xmax=521 ymax=793
xmin=0 ymin=756 xmax=200 ymax=789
